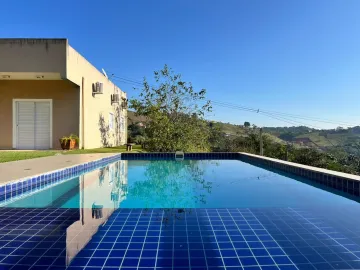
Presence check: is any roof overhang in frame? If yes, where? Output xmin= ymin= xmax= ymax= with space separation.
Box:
xmin=0 ymin=72 xmax=62 ymax=80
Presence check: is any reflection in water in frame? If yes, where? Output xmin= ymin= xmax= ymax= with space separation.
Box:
xmin=0 ymin=160 xmax=129 ymax=269
xmin=91 ymin=203 xmax=103 ymax=219
xmin=128 ymin=160 xmax=216 ymax=209
xmin=2 ymin=159 xmax=360 ymax=269
xmin=66 ymin=160 xmax=128 ymax=265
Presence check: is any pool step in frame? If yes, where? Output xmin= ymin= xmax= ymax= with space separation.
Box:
xmin=175 ymin=151 xmax=184 ymax=161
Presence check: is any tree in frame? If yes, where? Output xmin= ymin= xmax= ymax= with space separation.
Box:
xmin=127 ymin=122 xmax=146 ymax=143
xmin=244 ymin=121 xmax=251 ymax=128
xmin=209 ymin=122 xmax=229 ymax=152
xmin=130 ymin=65 xmax=212 ymax=152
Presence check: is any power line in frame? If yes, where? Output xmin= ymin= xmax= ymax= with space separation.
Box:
xmin=109 ymin=71 xmax=359 ymax=127
xmin=111 ymin=75 xmax=144 ymax=86
xmin=112 ymin=78 xmax=140 ymax=86
xmin=211 ymin=100 xmax=357 ymax=127
xmin=211 ymin=101 xmax=323 ymax=128
xmin=211 ymin=101 xmax=347 ymax=149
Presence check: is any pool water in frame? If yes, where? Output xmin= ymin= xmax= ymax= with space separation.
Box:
xmin=4 ymin=160 xmax=359 ymax=209
xmin=1 ymin=158 xmax=360 ymax=270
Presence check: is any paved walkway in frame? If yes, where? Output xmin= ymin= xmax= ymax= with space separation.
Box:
xmin=0 ymin=153 xmax=118 ymax=184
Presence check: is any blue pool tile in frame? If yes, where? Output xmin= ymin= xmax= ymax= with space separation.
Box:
xmin=88 ymin=258 xmax=106 ymax=267
xmin=125 ymin=249 xmax=141 ymax=257
xmin=34 ymin=256 xmax=57 ymax=266
xmin=93 ymin=250 xmax=110 ymax=257
xmin=240 ymin=256 xmax=258 ymax=266
xmin=156 ymin=258 xmax=172 ymax=267
xmin=257 ymin=256 xmax=276 ymax=265
xmin=190 ymin=257 xmax=207 ymax=266
xmin=221 ymin=249 xmax=237 ymax=257
xmin=121 ymin=258 xmax=139 ymax=267
xmin=18 ymin=255 xmax=40 ymax=265
xmin=261 ymin=266 xmax=280 ymax=270
xmin=139 ymin=258 xmax=156 ymax=267
xmin=273 ymin=256 xmax=293 ymax=265
xmin=223 ymin=257 xmax=241 ymax=266
xmin=289 ymin=255 xmax=310 ymax=264
xmin=279 ymin=266 xmax=299 ymax=270
xmin=105 ymin=258 xmax=123 ymax=267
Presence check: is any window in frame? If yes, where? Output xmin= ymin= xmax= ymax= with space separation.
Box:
xmin=109 ymin=113 xmax=114 ymax=130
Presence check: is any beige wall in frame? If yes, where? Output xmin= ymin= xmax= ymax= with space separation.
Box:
xmin=0 ymin=80 xmax=79 ymax=149
xmin=66 ymin=46 xmax=127 ymax=149
xmin=0 ymin=39 xmax=127 ymax=149
xmin=0 ymin=39 xmax=67 ymax=79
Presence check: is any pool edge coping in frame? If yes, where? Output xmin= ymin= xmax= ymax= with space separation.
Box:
xmin=238 ymin=152 xmax=360 ymax=197
xmin=0 ymin=153 xmax=122 ymax=203
xmin=238 ymin=152 xmax=360 ymax=181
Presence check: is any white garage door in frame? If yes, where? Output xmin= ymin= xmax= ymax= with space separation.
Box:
xmin=15 ymin=100 xmax=51 ymax=150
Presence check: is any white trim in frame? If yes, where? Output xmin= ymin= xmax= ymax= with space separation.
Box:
xmin=12 ymin=99 xmax=53 ymax=149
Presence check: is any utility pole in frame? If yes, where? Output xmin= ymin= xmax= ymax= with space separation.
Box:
xmin=285 ymin=143 xmax=289 ymax=161
xmin=259 ymin=128 xmax=264 ymax=156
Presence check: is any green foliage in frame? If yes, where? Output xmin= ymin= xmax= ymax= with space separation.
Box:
xmin=60 ymin=136 xmax=70 ymax=144
xmin=289 ymin=148 xmax=326 ymax=167
xmin=69 ymin=134 xmax=79 ymax=145
xmin=244 ymin=121 xmax=251 ymax=128
xmin=278 ymin=132 xmax=295 ymax=142
xmin=209 ymin=123 xmax=227 ymax=151
xmin=130 ymin=65 xmax=212 ymax=152
xmin=128 ymin=123 xmax=145 ymax=137
xmin=60 ymin=134 xmax=79 ymax=145
xmin=127 ymin=122 xmax=146 ymax=144
xmin=134 ymin=135 xmax=146 ymax=145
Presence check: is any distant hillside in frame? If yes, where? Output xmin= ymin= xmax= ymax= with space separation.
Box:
xmin=264 ymin=126 xmax=360 ymax=154
xmin=211 ymin=121 xmax=285 ymax=144
xmin=128 ymin=110 xmax=285 ymax=144
xmin=127 ymin=110 xmax=147 ymax=125
xmin=128 ymin=110 xmax=360 ymax=152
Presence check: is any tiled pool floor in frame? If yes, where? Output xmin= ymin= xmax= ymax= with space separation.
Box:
xmin=0 ymin=208 xmax=359 ymax=270
xmin=0 ymin=208 xmax=79 ymax=270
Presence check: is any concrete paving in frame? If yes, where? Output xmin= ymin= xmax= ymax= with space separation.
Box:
xmin=0 ymin=153 xmax=118 ymax=184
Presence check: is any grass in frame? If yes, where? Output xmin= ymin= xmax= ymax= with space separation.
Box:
xmin=0 ymin=145 xmax=146 ymax=163
xmin=63 ymin=145 xmax=146 ymax=155
xmin=0 ymin=151 xmax=59 ymax=163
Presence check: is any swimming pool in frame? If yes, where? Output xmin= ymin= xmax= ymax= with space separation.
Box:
xmin=0 ymin=154 xmax=360 ymax=269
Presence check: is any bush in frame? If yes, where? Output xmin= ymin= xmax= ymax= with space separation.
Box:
xmin=134 ymin=135 xmax=146 ymax=145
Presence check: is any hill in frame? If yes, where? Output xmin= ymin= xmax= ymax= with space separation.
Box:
xmin=264 ymin=126 xmax=360 ymax=155
xmin=127 ymin=110 xmax=147 ymax=125
xmin=127 ymin=110 xmax=285 ymax=144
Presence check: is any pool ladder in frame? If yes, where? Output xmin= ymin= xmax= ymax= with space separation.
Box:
xmin=175 ymin=151 xmax=184 ymax=161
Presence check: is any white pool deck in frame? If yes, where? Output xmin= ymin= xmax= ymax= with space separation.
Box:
xmin=0 ymin=153 xmax=118 ymax=184
xmin=240 ymin=152 xmax=360 ymax=182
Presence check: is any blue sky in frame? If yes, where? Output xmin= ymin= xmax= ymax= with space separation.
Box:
xmin=1 ymin=0 xmax=360 ymax=128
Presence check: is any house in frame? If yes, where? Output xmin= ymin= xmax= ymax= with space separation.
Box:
xmin=0 ymin=38 xmax=127 ymax=150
